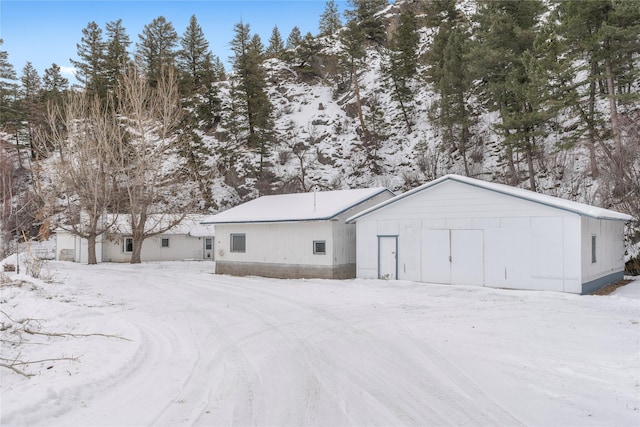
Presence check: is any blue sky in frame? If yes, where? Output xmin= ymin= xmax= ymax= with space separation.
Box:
xmin=0 ymin=0 xmax=352 ymax=81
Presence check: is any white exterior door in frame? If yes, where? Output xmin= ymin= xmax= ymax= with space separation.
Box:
xmin=203 ymin=237 xmax=214 ymax=260
xmin=451 ymin=230 xmax=484 ymax=286
xmin=421 ymin=229 xmax=484 ymax=286
xmin=422 ymin=230 xmax=451 ymax=284
xmin=378 ymin=236 xmax=398 ymax=280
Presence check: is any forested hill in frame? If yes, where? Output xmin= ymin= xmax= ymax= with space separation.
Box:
xmin=0 ymin=0 xmax=639 ymax=247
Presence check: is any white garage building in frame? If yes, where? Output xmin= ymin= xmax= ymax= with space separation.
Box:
xmin=202 ymin=188 xmax=394 ymax=279
xmin=347 ymin=175 xmax=633 ymax=294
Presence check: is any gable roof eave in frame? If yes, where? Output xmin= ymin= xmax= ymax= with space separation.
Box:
xmin=201 ymin=187 xmax=394 ymax=225
xmin=346 ymin=175 xmax=634 ymax=223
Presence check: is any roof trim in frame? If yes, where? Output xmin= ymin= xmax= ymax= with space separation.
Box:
xmin=202 ymin=187 xmax=394 ymax=225
xmin=346 ymin=174 xmax=634 ymax=223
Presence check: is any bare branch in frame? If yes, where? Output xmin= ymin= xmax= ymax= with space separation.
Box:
xmin=23 ymin=328 xmax=131 ymax=341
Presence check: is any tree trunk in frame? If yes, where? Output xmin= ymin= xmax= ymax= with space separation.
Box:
xmin=458 ymin=94 xmax=470 ymax=177
xmin=352 ymin=62 xmax=368 ymax=137
xmin=460 ymin=126 xmax=470 ymax=177
xmin=587 ymin=60 xmax=599 ymax=177
xmin=392 ymin=77 xmax=411 ymax=133
xmin=502 ymin=127 xmax=517 ymax=184
xmin=87 ymin=233 xmax=98 ymax=265
xmin=130 ymin=234 xmax=143 ymax=264
xmin=604 ymin=55 xmax=622 ymax=152
xmin=526 ymin=137 xmax=536 ymax=192
xmin=14 ymin=130 xmax=23 ymax=168
xmin=130 ymin=217 xmax=146 ymax=264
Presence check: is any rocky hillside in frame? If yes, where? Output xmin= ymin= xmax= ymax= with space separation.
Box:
xmin=201 ymin=12 xmax=623 ymax=215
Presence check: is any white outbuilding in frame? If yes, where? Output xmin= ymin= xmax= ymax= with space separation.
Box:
xmin=201 ymin=188 xmax=394 ymax=279
xmin=347 ymin=174 xmax=633 ymax=294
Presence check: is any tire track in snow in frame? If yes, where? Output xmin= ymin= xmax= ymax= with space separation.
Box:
xmin=45 ymin=264 xmax=538 ymax=426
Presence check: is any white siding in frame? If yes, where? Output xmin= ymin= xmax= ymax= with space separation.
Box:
xmin=102 ymin=234 xmax=207 ymax=262
xmin=214 ymin=190 xmax=394 ymax=270
xmin=332 ymin=221 xmax=357 ymax=265
xmin=330 ymin=191 xmax=393 ymax=267
xmin=356 ymin=220 xmax=378 ymax=278
xmin=215 ymin=222 xmax=336 ymax=267
xmin=56 ymin=232 xmax=104 ymax=263
xmin=581 ymin=217 xmax=626 ymax=284
xmin=355 ymin=180 xmax=585 ymax=293
xmin=56 ymin=232 xmax=79 ymax=261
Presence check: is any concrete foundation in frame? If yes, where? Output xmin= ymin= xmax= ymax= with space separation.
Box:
xmin=215 ymin=261 xmax=356 ymax=280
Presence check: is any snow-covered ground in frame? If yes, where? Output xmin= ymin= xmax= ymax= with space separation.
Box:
xmin=1 ymin=261 xmax=639 ymax=427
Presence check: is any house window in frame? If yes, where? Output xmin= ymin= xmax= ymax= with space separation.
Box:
xmin=161 ymin=238 xmax=170 ymax=248
xmin=230 ymin=233 xmax=246 ymax=253
xmin=591 ymin=235 xmax=597 ymax=263
xmin=313 ymin=240 xmax=326 ymax=255
xmin=124 ymin=237 xmax=134 ymax=253
xmin=205 ymin=238 xmax=213 ymax=250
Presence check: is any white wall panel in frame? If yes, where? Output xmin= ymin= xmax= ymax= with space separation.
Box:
xmin=421 ymin=229 xmax=450 ymax=284
xmin=451 ymin=230 xmax=484 ymax=286
xmin=354 ymin=179 xmax=625 ymax=293
xmin=397 ymin=221 xmax=422 ymax=281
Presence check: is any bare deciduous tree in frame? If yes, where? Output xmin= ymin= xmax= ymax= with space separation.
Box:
xmin=114 ymin=66 xmax=194 ymax=263
xmin=35 ymin=92 xmax=121 ymax=264
xmin=0 ymin=143 xmax=19 ymax=257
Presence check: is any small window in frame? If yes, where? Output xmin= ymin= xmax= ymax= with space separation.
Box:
xmin=205 ymin=238 xmax=213 ymax=250
xmin=161 ymin=238 xmax=170 ymax=248
xmin=124 ymin=237 xmax=134 ymax=253
xmin=591 ymin=235 xmax=597 ymax=263
xmin=313 ymin=240 xmax=326 ymax=255
xmin=230 ymin=233 xmax=246 ymax=253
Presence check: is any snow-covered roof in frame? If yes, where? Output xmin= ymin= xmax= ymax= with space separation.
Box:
xmin=201 ymin=188 xmax=393 ymax=224
xmin=347 ymin=174 xmax=634 ymax=223
xmin=163 ymin=215 xmax=215 ymax=237
xmin=57 ymin=214 xmax=214 ymax=237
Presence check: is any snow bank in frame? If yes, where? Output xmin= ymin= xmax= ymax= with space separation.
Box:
xmin=1 ymin=261 xmax=639 ymax=426
xmin=613 ymin=278 xmax=640 ymax=299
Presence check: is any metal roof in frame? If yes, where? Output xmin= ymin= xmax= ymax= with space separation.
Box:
xmin=202 ymin=187 xmax=394 ymax=224
xmin=347 ymin=174 xmax=634 ymax=223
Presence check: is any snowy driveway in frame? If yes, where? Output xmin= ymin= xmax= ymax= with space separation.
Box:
xmin=2 ymin=261 xmax=639 ymax=426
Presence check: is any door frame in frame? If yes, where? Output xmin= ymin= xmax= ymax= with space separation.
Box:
xmin=377 ymin=235 xmax=398 ymax=280
xmin=203 ymin=236 xmax=214 ymax=260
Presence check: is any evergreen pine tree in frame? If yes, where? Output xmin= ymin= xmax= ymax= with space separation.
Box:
xmin=383 ymin=4 xmax=419 ymax=133
xmin=286 ymin=26 xmax=302 ymax=50
xmin=20 ymin=62 xmax=41 ymax=100
xmin=104 ymin=19 xmax=131 ymax=95
xmin=345 ymin=0 xmax=387 ymax=45
xmin=555 ymin=0 xmax=640 ymax=175
xmin=424 ymin=0 xmax=476 ymax=175
xmin=295 ymin=33 xmax=323 ymax=79
xmin=230 ymin=22 xmax=273 ymax=173
xmin=136 ymin=16 xmax=179 ymax=86
xmin=319 ymin=0 xmax=342 ymax=36
xmin=340 ymin=19 xmax=367 ymax=136
xmin=19 ymin=62 xmax=44 ymax=158
xmin=249 ymin=34 xmax=265 ymax=58
xmin=42 ymin=63 xmax=69 ymax=105
xmin=470 ymin=0 xmax=546 ymax=189
xmin=177 ymin=15 xmax=215 ymax=96
xmin=0 ymin=39 xmax=18 ymax=127
xmin=211 ymin=55 xmax=226 ymax=81
xmin=266 ymin=26 xmax=285 ymax=59
xmin=70 ymin=21 xmax=106 ymax=97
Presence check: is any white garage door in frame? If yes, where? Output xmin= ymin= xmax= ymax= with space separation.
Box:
xmin=422 ymin=230 xmax=451 ymax=284
xmin=451 ymin=230 xmax=484 ymax=286
xmin=421 ymin=229 xmax=484 ymax=286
